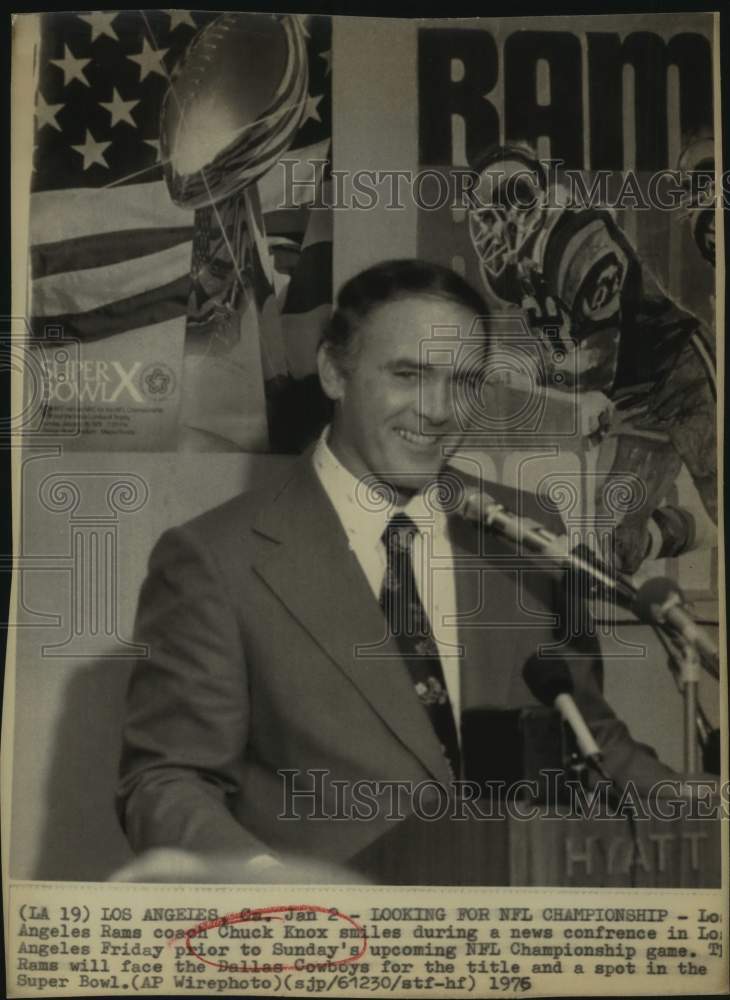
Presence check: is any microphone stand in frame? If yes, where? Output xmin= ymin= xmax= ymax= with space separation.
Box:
xmin=461 ymin=495 xmax=718 ymax=773
xmin=650 ymin=623 xmax=706 ymax=774
xmin=569 ymin=556 xmax=708 ymax=774
xmin=679 ymin=642 xmax=702 ymax=775
xmin=670 ymin=642 xmax=701 ymax=775
xmin=563 ymin=736 xmax=641 ymax=889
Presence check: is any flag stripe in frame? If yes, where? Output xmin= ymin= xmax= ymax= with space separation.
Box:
xmin=33 ymin=241 xmax=195 ymax=317
xmin=30 ymin=181 xmax=193 ymax=245
xmin=34 ymin=207 xmax=309 ymax=282
xmin=32 ymin=226 xmax=194 ymax=278
xmin=32 ymin=275 xmax=191 ymax=342
xmin=30 ymin=140 xmax=330 ymax=248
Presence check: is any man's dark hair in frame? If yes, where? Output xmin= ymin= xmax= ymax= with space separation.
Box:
xmin=321 ymin=258 xmax=490 ymax=368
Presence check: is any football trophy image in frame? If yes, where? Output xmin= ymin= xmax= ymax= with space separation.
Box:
xmin=159 ymin=13 xmax=330 ymax=451
xmin=161 ymin=13 xmax=308 ymax=208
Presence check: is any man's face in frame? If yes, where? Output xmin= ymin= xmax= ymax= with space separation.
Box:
xmin=321 ymin=294 xmax=484 ymax=492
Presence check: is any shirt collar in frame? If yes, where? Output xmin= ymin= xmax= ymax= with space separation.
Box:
xmin=312 ymin=426 xmax=449 ymax=550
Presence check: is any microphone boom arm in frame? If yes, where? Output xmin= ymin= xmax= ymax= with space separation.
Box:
xmin=459 ymin=491 xmax=719 ymax=679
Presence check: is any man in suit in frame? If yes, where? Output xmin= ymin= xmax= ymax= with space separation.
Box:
xmin=116 ymin=258 xmax=677 ymax=883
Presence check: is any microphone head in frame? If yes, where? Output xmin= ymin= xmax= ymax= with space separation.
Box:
xmin=523 ymin=655 xmax=574 ymax=705
xmin=634 ymin=577 xmax=684 ymax=625
xmin=458 ymin=487 xmax=499 ymax=524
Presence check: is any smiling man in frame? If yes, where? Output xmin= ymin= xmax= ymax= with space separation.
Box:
xmin=316 ymin=264 xmax=486 ymax=494
xmin=116 ymin=258 xmax=677 ymax=884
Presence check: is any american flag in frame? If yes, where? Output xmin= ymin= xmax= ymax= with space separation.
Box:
xmin=30 ymin=10 xmax=332 ymax=451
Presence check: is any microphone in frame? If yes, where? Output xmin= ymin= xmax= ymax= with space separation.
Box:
xmin=459 ymin=489 xmax=569 ymax=558
xmin=459 ymin=489 xmax=718 ymax=678
xmin=524 ymin=659 xmax=644 ymax=884
xmin=634 ymin=578 xmax=718 ymax=665
xmin=522 ymin=655 xmax=605 ymax=773
xmin=458 ymin=489 xmax=637 ymax=609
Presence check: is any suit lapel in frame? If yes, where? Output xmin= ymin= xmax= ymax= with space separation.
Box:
xmin=251 ymin=458 xmax=452 ymax=781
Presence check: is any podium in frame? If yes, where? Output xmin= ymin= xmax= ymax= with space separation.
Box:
xmin=350 ymin=808 xmax=721 ymax=887
xmin=351 ymin=707 xmax=722 ymax=887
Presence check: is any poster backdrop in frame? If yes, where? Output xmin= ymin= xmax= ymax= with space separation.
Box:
xmin=27 ymin=10 xmax=332 ymax=452
xmin=412 ymin=16 xmax=717 ymax=601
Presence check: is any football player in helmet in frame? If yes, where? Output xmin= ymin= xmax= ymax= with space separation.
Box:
xmin=467 ymin=144 xmax=717 ymax=574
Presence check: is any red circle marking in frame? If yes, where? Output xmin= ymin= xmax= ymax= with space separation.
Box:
xmin=184 ymin=904 xmax=368 ymax=972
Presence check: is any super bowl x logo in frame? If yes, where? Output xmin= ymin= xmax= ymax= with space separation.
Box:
xmin=141 ymin=363 xmax=177 ymax=401
xmin=45 ymin=357 xmax=152 ymax=404
xmin=43 ymin=356 xmax=179 ymax=404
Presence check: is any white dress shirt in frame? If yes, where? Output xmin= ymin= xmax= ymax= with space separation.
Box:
xmin=312 ymin=428 xmax=462 ymax=731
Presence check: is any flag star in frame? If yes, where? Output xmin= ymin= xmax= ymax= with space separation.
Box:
xmin=127 ymin=38 xmax=169 ymax=82
xmin=100 ymin=88 xmax=139 ymax=127
xmin=72 ymin=129 xmax=112 ymax=170
xmin=36 ymin=93 xmax=64 ymax=131
xmin=319 ymin=49 xmax=331 ymax=74
xmin=78 ymin=11 xmax=120 ymax=42
xmin=144 ymin=137 xmax=162 ymax=162
xmin=166 ymin=10 xmax=197 ymax=31
xmin=50 ymin=44 xmax=92 ymax=88
xmin=304 ymin=92 xmax=322 ymax=124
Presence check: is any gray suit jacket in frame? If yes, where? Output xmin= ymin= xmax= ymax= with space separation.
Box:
xmin=117 ymin=454 xmax=676 ymax=865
